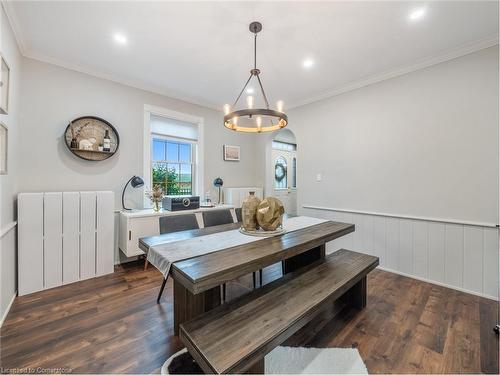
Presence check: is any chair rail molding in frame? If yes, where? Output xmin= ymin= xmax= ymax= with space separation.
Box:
xmin=302 ymin=204 xmax=499 ymax=301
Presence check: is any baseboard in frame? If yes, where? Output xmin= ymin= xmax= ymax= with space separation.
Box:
xmin=0 ymin=292 xmax=17 ymax=327
xmin=378 ymin=266 xmax=498 ymax=301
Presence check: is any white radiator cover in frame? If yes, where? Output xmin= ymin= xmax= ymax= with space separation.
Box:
xmin=18 ymin=191 xmax=115 ymax=296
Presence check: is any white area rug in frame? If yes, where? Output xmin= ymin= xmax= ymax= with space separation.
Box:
xmin=161 ymin=346 xmax=368 ymax=374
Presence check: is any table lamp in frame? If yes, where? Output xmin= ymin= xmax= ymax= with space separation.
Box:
xmin=122 ymin=175 xmax=145 ymax=210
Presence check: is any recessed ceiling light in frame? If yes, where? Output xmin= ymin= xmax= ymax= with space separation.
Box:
xmin=113 ymin=33 xmax=128 ymax=46
xmin=246 ymin=87 xmax=254 ymax=94
xmin=303 ymin=58 xmax=314 ymax=69
xmin=408 ymin=7 xmax=426 ymax=21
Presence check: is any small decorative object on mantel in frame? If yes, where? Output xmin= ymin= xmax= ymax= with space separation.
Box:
xmin=241 ymin=192 xmax=261 ymax=231
xmin=223 ymin=145 xmax=240 ymax=161
xmin=0 ymin=54 xmax=10 ymax=115
xmin=146 ymin=185 xmax=164 ymax=212
xmin=64 ymin=116 xmax=119 ymax=161
xmin=240 ymin=196 xmax=285 ymax=236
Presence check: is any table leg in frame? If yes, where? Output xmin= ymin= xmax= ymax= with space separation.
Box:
xmin=282 ymin=244 xmax=326 ymax=274
xmin=173 ymin=279 xmax=221 ymax=336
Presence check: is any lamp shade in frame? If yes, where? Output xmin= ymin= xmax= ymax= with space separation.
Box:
xmin=131 ymin=176 xmax=144 ymax=188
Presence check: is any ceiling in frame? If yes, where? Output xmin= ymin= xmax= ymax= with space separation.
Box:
xmin=5 ymin=1 xmax=499 ymax=110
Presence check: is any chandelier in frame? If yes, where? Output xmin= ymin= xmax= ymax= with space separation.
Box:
xmin=223 ymin=22 xmax=288 ymax=133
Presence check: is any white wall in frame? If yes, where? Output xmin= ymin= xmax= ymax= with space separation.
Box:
xmin=0 ymin=4 xmax=22 ymax=324
xmin=291 ymin=46 xmax=499 ymax=225
xmin=285 ymin=46 xmax=499 ymax=299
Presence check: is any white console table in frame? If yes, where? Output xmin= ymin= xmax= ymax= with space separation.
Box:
xmin=119 ymin=205 xmax=235 ymax=257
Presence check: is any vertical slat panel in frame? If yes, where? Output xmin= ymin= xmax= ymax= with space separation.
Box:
xmin=80 ymin=191 xmax=96 ymax=279
xmin=43 ymin=192 xmax=63 ymax=289
xmin=428 ymin=222 xmax=445 ymax=283
xmin=463 ymin=226 xmax=484 ymax=294
xmin=399 ymin=219 xmax=413 ymax=274
xmin=63 ymin=192 xmax=80 ymax=284
xmin=483 ymin=228 xmax=499 ymax=299
xmin=385 ymin=218 xmax=399 ymax=270
xmin=373 ymin=216 xmax=386 ymax=266
xmin=18 ymin=193 xmax=44 ymax=295
xmin=352 ymin=213 xmax=364 ymax=251
xmin=362 ymin=214 xmax=374 ymax=256
xmin=413 ymin=221 xmax=428 ymax=279
xmin=336 ymin=212 xmax=354 ymax=250
xmin=445 ymin=224 xmax=464 ymax=287
xmin=96 ymin=191 xmax=115 ymax=276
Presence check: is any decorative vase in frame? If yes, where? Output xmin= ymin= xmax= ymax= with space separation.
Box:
xmin=153 ymin=200 xmax=161 ymax=212
xmin=241 ymin=192 xmax=261 ymax=231
xmin=256 ymin=197 xmax=285 ymax=231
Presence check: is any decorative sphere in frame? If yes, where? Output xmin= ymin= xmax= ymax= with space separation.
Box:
xmin=256 ymin=197 xmax=285 ymax=231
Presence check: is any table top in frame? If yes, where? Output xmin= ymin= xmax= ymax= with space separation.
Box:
xmin=142 ymin=220 xmax=355 ymax=294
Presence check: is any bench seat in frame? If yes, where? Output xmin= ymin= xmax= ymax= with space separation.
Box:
xmin=180 ymin=249 xmax=379 ymax=374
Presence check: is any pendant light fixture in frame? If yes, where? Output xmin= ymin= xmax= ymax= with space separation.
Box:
xmin=223 ymin=22 xmax=288 ymax=133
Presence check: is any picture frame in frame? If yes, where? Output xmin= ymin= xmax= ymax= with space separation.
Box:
xmin=0 ymin=123 xmax=7 ymax=174
xmin=223 ymin=145 xmax=240 ymax=161
xmin=0 ymin=54 xmax=10 ymax=115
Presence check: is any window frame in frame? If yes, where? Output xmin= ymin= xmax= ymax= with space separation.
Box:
xmin=143 ymin=105 xmax=204 ymax=208
xmin=151 ymin=134 xmax=197 ymax=196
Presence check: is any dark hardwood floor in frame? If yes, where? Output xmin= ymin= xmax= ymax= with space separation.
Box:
xmin=1 ymin=259 xmax=498 ymax=374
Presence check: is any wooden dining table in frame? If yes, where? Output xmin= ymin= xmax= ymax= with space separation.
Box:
xmin=139 ymin=218 xmax=355 ymax=335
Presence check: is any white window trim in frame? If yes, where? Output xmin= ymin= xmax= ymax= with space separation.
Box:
xmin=143 ymin=104 xmax=204 ymax=207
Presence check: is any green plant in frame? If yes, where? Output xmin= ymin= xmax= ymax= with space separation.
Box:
xmin=152 ymin=164 xmax=180 ymax=195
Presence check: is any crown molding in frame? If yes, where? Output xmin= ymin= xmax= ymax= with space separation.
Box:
xmin=287 ymin=35 xmax=499 ymax=109
xmin=2 ymin=1 xmax=27 ymax=55
xmin=23 ymin=50 xmax=221 ymax=111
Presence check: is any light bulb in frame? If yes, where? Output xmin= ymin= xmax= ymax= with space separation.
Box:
xmin=246 ymin=95 xmax=254 ymax=109
xmin=223 ymin=104 xmax=231 ymax=115
xmin=256 ymin=116 xmax=262 ymax=130
xmin=277 ymin=100 xmax=284 ymax=112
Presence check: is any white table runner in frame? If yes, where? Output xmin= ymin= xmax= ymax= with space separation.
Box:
xmin=147 ymin=216 xmax=327 ymax=278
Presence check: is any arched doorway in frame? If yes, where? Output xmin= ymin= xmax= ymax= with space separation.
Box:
xmin=270 ymin=129 xmax=297 ymax=215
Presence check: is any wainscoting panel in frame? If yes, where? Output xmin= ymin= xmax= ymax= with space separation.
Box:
xmin=302 ymin=206 xmax=499 ymax=300
xmin=18 ymin=191 xmax=115 ymax=296
xmin=63 ymin=192 xmax=80 ymax=284
xmin=43 ymin=192 xmax=63 ymax=289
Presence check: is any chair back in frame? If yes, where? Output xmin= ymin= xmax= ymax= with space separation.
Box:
xmin=235 ymin=207 xmax=242 ymax=223
xmin=202 ymin=209 xmax=234 ymax=228
xmin=159 ymin=214 xmax=199 ymax=234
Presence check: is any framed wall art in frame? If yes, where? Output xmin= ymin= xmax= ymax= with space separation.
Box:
xmin=64 ymin=116 xmax=120 ymax=161
xmin=0 ymin=54 xmax=10 ymax=115
xmin=223 ymin=145 xmax=240 ymax=161
xmin=0 ymin=123 xmax=7 ymax=174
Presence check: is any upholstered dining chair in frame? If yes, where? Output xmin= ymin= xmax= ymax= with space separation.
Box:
xmin=154 ymin=214 xmax=200 ymax=303
xmin=202 ymin=209 xmax=265 ymax=300
xmin=235 ymin=207 xmax=242 ymax=223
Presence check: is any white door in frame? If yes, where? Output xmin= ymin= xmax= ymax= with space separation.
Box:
xmin=272 ymin=148 xmax=297 ymax=215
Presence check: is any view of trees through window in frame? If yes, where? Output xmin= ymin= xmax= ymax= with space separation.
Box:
xmin=152 ymin=138 xmax=193 ymax=195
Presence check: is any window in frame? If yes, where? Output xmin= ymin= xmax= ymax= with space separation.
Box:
xmin=272 ymin=140 xmax=296 ymax=151
xmin=275 ymin=156 xmax=287 ymax=189
xmin=149 ymin=114 xmax=199 ymax=196
xmin=152 ymin=139 xmax=194 ymax=195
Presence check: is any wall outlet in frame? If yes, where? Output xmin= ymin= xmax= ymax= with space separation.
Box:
xmin=316 ymin=173 xmax=322 ymax=182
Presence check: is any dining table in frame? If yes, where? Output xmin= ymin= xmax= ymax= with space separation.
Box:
xmin=139 ymin=215 xmax=355 ymax=335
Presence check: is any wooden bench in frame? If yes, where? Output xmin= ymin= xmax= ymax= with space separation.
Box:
xmin=180 ymin=249 xmax=379 ymax=374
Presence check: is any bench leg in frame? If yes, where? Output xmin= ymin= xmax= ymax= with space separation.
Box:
xmin=173 ymin=279 xmax=221 ymax=336
xmin=144 ymin=259 xmax=148 ymax=270
xmin=342 ymin=276 xmax=367 ymax=310
xmin=246 ymin=358 xmax=264 ymax=374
